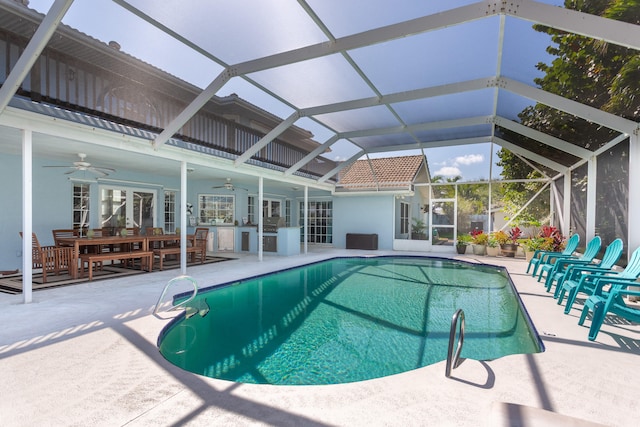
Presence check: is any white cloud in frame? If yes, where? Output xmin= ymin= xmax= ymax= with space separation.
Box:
xmin=433 ymin=166 xmax=461 ymax=177
xmin=454 ymin=154 xmax=484 ymax=165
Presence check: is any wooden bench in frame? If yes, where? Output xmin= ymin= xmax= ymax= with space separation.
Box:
xmin=153 ymin=246 xmax=205 ymax=270
xmin=79 ymin=251 xmax=153 ymax=281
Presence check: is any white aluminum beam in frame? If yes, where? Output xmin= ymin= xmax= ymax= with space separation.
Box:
xmin=301 ymin=78 xmax=490 ymax=117
xmin=594 ymin=133 xmax=632 ymax=157
xmin=367 ymin=136 xmax=492 ymax=154
xmin=318 ymin=150 xmax=365 ymax=183
xmin=303 ymin=186 xmax=308 ymax=254
xmin=629 ymin=133 xmax=640 ymax=261
xmin=494 ymin=116 xmax=592 ymax=159
xmin=550 ymin=179 xmax=563 ymax=231
xmin=235 ymin=112 xmax=300 ymax=165
xmin=586 ymin=156 xmax=597 ymax=241
xmin=503 ymin=78 xmax=637 ymax=135
xmin=232 ymin=3 xmax=489 ymax=76
xmin=494 ymin=136 xmax=567 ymax=173
xmin=153 ymin=69 xmax=234 ymax=149
xmin=258 ymin=176 xmax=263 ymax=262
xmin=22 ymin=129 xmax=33 ymax=304
xmin=0 ymin=0 xmax=73 ymax=115
xmin=339 ymin=116 xmax=491 ymax=140
xmin=180 ymin=161 xmax=188 ymax=274
xmin=285 ymin=135 xmax=339 ymax=176
xmin=562 ymin=170 xmax=571 ymax=236
xmin=515 ymin=0 xmax=640 ymax=51
xmin=513 ymin=152 xmax=550 ymax=179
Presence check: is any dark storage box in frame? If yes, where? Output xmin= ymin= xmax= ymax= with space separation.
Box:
xmin=346 ymin=233 xmax=378 ymax=250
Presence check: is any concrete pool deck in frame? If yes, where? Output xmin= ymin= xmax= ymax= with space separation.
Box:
xmin=1 ymin=249 xmax=639 ymax=426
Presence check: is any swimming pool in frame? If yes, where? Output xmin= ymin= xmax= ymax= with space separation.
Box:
xmin=158 ymin=256 xmax=543 ymax=385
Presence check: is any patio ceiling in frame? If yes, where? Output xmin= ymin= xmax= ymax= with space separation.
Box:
xmin=1 ymin=0 xmax=639 ymax=185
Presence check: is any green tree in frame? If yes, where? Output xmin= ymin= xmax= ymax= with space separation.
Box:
xmin=497 ymin=0 xmax=639 ymax=233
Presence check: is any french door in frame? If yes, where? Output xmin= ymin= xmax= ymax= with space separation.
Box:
xmin=100 ymin=186 xmax=156 ymax=231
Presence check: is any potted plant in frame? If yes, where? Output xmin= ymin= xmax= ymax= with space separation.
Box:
xmin=499 ymin=227 xmax=522 ymax=257
xmin=486 ymin=235 xmax=500 ymax=256
xmin=519 ymin=237 xmax=546 ymax=261
xmin=470 ymin=229 xmax=488 ymax=255
xmin=455 ymin=234 xmax=472 ymax=254
xmin=411 ymin=218 xmax=427 ymax=240
xmin=539 ymin=225 xmax=566 ymax=252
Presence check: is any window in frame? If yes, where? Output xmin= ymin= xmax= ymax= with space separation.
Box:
xmin=248 ymin=196 xmax=255 ymax=224
xmin=100 ymin=186 xmax=156 ymax=231
xmin=285 ymin=200 xmax=291 ymax=227
xmin=72 ymin=183 xmax=90 ymax=232
xmin=164 ymin=190 xmax=176 ymax=233
xmin=400 ymin=202 xmax=409 ymax=234
xmin=199 ymin=194 xmax=234 ymax=224
xmin=263 ymin=198 xmax=281 ymax=218
xmin=300 ymin=201 xmax=333 ymax=244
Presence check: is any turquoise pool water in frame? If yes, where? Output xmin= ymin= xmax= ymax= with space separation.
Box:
xmin=158 ymin=256 xmax=543 ymax=385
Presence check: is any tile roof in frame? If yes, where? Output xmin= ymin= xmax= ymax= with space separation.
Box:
xmin=338 ymin=155 xmax=425 ymax=190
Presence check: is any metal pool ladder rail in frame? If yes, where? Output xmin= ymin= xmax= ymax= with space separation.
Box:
xmin=154 ymin=275 xmax=198 ymax=315
xmin=445 ymin=308 xmax=466 ymax=378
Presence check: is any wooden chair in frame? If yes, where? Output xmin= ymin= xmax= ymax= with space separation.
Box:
xmin=146 ymin=227 xmax=163 ymax=236
xmin=189 ymin=228 xmax=209 ymax=262
xmin=146 ymin=227 xmax=165 ymax=250
xmin=52 ymin=229 xmax=78 ymax=246
xmin=20 ymin=232 xmax=74 ymax=283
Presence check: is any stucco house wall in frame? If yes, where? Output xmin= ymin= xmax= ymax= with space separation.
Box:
xmin=332 ymin=195 xmax=394 ymax=250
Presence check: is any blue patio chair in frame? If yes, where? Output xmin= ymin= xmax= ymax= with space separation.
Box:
xmin=562 ymin=246 xmax=640 ymax=315
xmin=579 ymin=276 xmax=640 ymax=341
xmin=526 ymin=234 xmax=579 ymax=277
xmin=555 ymin=239 xmax=623 ymax=304
xmin=540 ymin=236 xmax=601 ymax=290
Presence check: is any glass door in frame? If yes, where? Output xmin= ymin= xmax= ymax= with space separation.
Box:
xmin=430 ymin=184 xmax=457 ymax=247
xmin=100 ymin=186 xmax=156 ymax=232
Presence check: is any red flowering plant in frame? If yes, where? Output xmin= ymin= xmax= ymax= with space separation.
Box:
xmin=508 ymin=226 xmax=522 ymax=244
xmin=470 ymin=229 xmax=488 ymax=245
xmin=538 ymin=225 xmax=565 ymax=252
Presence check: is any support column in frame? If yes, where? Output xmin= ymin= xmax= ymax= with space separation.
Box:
xmin=304 ymin=186 xmax=308 ymax=254
xmin=629 ymin=133 xmax=640 ymax=259
xmin=258 ymin=176 xmax=263 ymax=262
xmin=563 ymin=170 xmax=571 ymax=236
xmin=586 ymin=156 xmax=597 ymax=241
xmin=628 ymin=133 xmax=640 ymax=301
xmin=180 ymin=161 xmax=188 ymax=274
xmin=22 ymin=129 xmax=33 ymax=303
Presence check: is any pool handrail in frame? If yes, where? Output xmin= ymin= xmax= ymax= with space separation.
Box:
xmin=154 ymin=275 xmax=198 ymax=315
xmin=445 ymin=308 xmax=466 ymax=378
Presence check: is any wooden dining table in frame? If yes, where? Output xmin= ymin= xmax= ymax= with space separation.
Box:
xmin=57 ymin=235 xmax=149 ymax=279
xmin=145 ymin=234 xmax=181 ymax=249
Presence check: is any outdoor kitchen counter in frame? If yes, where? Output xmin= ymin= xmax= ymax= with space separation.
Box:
xmin=239 ymin=226 xmax=300 ymax=256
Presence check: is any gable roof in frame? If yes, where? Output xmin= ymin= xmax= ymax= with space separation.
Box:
xmin=337 ymin=155 xmax=426 ymax=191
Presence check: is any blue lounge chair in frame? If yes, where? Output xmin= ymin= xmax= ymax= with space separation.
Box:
xmin=539 ymin=235 xmax=601 ymax=287
xmin=579 ymin=276 xmax=640 ymax=341
xmin=555 ymin=238 xmax=623 ymax=303
xmin=526 ymin=234 xmax=579 ymax=277
xmin=563 ymin=246 xmax=640 ymax=315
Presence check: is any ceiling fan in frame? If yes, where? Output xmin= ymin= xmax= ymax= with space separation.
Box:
xmin=44 ymin=153 xmax=115 ymax=177
xmin=212 ymin=178 xmax=247 ymax=191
